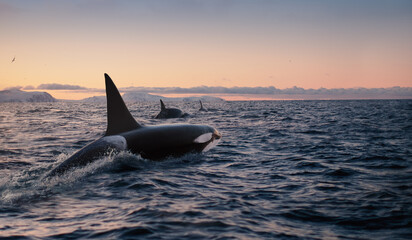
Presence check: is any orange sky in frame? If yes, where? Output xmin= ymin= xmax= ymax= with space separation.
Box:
xmin=1 ymin=1 xmax=411 ymax=100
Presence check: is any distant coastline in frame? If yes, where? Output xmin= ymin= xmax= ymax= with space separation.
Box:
xmin=1 ymin=87 xmax=411 ymax=102
xmin=0 ymin=89 xmax=56 ymax=102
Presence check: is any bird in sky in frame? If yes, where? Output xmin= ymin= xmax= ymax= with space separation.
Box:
xmin=11 ymin=56 xmax=15 ymax=63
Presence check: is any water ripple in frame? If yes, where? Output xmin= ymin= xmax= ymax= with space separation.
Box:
xmin=0 ymin=100 xmax=411 ymax=239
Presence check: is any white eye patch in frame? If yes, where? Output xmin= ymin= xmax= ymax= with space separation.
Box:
xmin=202 ymin=137 xmax=221 ymax=152
xmin=193 ymin=133 xmax=213 ymax=143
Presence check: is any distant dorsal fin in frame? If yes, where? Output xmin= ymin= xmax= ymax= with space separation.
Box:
xmin=160 ymin=99 xmax=166 ymax=110
xmin=104 ymin=73 xmax=141 ymax=136
xmin=200 ymin=100 xmax=203 ymax=108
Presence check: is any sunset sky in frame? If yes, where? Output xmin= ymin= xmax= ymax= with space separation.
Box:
xmin=1 ymin=0 xmax=411 ymax=99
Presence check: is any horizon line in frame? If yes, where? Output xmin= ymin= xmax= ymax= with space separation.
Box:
xmin=2 ymin=86 xmax=412 ymax=101
xmin=2 ymin=84 xmax=411 ymax=101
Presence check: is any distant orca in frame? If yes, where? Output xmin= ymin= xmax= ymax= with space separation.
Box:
xmin=199 ymin=100 xmax=208 ymax=112
xmin=46 ymin=74 xmax=221 ymax=177
xmin=155 ymin=99 xmax=188 ymax=119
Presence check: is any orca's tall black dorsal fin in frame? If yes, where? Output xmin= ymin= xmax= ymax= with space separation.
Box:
xmin=104 ymin=73 xmax=141 ymax=136
xmin=160 ymin=99 xmax=166 ymax=110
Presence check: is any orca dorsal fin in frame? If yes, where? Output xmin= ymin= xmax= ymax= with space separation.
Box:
xmin=104 ymin=73 xmax=141 ymax=136
xmin=200 ymin=100 xmax=203 ymax=108
xmin=160 ymin=99 xmax=166 ymax=110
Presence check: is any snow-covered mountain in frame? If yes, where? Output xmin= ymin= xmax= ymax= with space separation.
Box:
xmin=81 ymin=92 xmax=224 ymax=103
xmin=0 ymin=89 xmax=57 ymax=102
xmin=123 ymin=92 xmax=166 ymax=102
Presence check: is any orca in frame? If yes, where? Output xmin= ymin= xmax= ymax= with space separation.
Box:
xmin=199 ymin=100 xmax=208 ymax=112
xmin=155 ymin=99 xmax=189 ymax=119
xmin=46 ymin=73 xmax=221 ymax=177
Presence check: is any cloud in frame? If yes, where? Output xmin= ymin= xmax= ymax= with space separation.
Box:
xmin=22 ymin=85 xmax=35 ymax=90
xmin=37 ymin=83 xmax=89 ymax=90
xmin=3 ymin=86 xmax=23 ymax=91
xmin=120 ymin=86 xmax=412 ymax=97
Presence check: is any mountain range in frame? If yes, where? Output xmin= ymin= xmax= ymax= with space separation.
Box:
xmin=0 ymin=89 xmax=224 ymax=103
xmin=0 ymin=89 xmax=57 ymax=102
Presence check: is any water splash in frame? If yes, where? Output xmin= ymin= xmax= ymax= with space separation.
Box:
xmin=0 ymin=150 xmax=205 ymax=205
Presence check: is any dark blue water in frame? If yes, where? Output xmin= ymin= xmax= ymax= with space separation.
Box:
xmin=0 ymin=100 xmax=411 ymax=239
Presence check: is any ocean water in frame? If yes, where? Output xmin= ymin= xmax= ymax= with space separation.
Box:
xmin=0 ymin=100 xmax=411 ymax=239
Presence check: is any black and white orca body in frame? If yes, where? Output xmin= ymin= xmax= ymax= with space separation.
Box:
xmin=46 ymin=74 xmax=221 ymax=177
xmin=155 ymin=100 xmax=188 ymax=119
xmin=199 ymin=100 xmax=208 ymax=112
